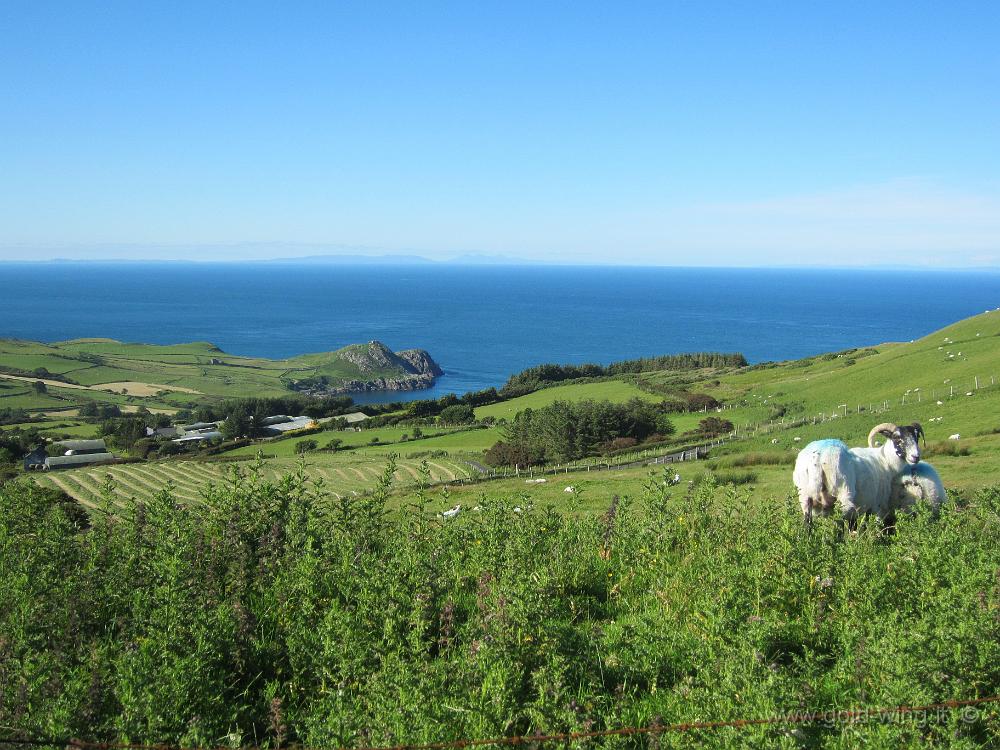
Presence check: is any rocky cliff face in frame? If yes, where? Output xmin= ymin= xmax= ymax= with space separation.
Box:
xmin=339 ymin=341 xmax=401 ymax=374
xmin=396 ymin=348 xmax=444 ymax=377
xmin=293 ymin=341 xmax=444 ymax=395
xmin=324 ymin=373 xmax=438 ymax=394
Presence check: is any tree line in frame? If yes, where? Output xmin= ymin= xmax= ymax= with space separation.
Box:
xmin=484 ymin=398 xmax=676 ymax=467
xmin=498 ymin=352 xmax=747 ymax=399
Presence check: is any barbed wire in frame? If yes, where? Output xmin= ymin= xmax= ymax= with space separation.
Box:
xmin=2 ymin=694 xmax=998 ymax=750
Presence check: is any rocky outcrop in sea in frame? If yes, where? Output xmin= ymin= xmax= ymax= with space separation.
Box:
xmin=291 ymin=341 xmax=443 ymax=395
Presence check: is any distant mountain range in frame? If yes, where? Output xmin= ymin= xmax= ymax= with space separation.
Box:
xmin=267 ymin=252 xmax=544 ymax=265
xmin=14 ymin=252 xmax=546 ymax=266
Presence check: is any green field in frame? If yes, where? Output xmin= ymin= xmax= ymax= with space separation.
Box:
xmin=31 ymin=451 xmax=477 ymax=512
xmin=7 ymin=456 xmax=1000 ymax=745
xmin=474 ymin=379 xmax=662 ymax=420
xmin=355 ymin=425 xmax=503 ymax=456
xmin=21 ymin=310 xmax=1000 ymax=512
xmin=704 ymin=311 xmax=1000 ymax=420
xmin=7 ymin=311 xmax=1000 ymax=746
xmin=0 ymin=336 xmax=441 ymax=416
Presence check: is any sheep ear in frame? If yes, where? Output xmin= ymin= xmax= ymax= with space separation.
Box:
xmin=879 ymin=427 xmax=895 ymax=438
xmin=912 ymin=422 xmax=925 ymax=444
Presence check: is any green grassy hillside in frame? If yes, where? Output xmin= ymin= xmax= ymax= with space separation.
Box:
xmin=474 ymin=379 xmax=662 ymax=420
xmin=0 ymin=336 xmax=441 ymax=415
xmin=30 ymin=452 xmax=476 ymax=512
xmin=7 ymin=313 xmax=1000 ymax=747
xmin=705 ymin=310 xmax=1000 ymax=423
xmin=15 ymin=310 xmax=1000 ymax=510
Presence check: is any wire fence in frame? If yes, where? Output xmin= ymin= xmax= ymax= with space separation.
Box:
xmin=2 ymin=694 xmax=998 ymax=750
xmin=463 ymin=373 xmax=999 ymax=482
xmin=714 ymin=373 xmax=999 ymax=443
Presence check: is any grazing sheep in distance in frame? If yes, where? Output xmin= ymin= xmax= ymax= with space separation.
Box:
xmin=792 ymin=422 xmax=924 ymax=525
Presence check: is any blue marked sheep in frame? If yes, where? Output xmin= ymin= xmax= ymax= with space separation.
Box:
xmin=792 ymin=422 xmax=924 ymax=525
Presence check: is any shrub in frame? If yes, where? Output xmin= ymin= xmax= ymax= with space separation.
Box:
xmin=483 ymin=440 xmax=543 ymax=469
xmin=923 ymin=440 xmax=971 ymax=457
xmin=405 ymin=449 xmax=449 ymax=459
xmin=600 ymin=436 xmax=638 ymax=454
xmin=295 ymin=439 xmax=319 ymax=454
xmin=438 ymin=404 xmax=475 ymax=425
xmin=698 ymin=416 xmax=734 ymax=437
xmin=714 ymin=450 xmax=796 ymax=468
xmin=3 ymin=474 xmax=998 ymax=745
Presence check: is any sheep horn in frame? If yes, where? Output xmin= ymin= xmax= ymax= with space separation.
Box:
xmin=867 ymin=422 xmax=898 ymax=448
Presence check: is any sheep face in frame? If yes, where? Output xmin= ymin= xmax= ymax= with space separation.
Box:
xmin=875 ymin=422 xmax=923 ymax=465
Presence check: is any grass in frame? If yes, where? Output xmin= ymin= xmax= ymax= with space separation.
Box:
xmin=6 ymin=463 xmax=1000 ymax=746
xmin=31 ymin=451 xmax=477 ymax=510
xmin=355 ymin=426 xmax=503 ymax=455
xmin=701 ymin=311 xmax=1000 ymax=423
xmin=8 ymin=311 xmax=1000 ymax=746
xmin=225 ymin=425 xmax=474 ymax=457
xmin=474 ymin=379 xmax=663 ymax=421
xmin=0 ymin=336 xmax=441 ymax=418
xmin=16 ymin=310 xmax=1000 ymax=518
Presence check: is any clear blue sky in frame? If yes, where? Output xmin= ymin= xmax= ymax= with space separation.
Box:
xmin=1 ymin=1 xmax=998 ymax=266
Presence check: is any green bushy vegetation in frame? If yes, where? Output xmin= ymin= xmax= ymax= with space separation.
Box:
xmin=485 ymin=398 xmax=675 ymax=467
xmin=499 ymin=352 xmax=747 ymax=398
xmin=3 ymin=468 xmax=999 ymax=747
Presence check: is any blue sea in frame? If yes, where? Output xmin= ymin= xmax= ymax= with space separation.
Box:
xmin=2 ymin=263 xmax=999 ymax=403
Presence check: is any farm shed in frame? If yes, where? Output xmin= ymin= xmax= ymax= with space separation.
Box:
xmin=51 ymin=439 xmax=108 ymax=455
xmin=146 ymin=426 xmax=179 ymax=438
xmin=260 ymin=415 xmax=294 ymax=426
xmin=44 ymin=453 xmax=116 ymax=470
xmin=342 ymin=412 xmax=369 ymax=424
xmin=179 ymin=421 xmax=218 ymax=434
xmin=172 ymin=431 xmax=222 ymax=444
xmin=260 ymin=416 xmax=316 ymax=436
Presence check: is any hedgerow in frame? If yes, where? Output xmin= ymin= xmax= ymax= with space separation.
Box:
xmin=1 ymin=467 xmax=998 ymax=748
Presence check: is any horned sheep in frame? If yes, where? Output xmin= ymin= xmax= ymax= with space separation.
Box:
xmin=792 ymin=422 xmax=924 ymax=525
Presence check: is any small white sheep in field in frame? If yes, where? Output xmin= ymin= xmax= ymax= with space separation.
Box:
xmin=792 ymin=422 xmax=923 ymax=525
xmin=439 ymin=504 xmax=462 ymax=520
xmin=949 ymin=434 xmax=961 ymax=441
